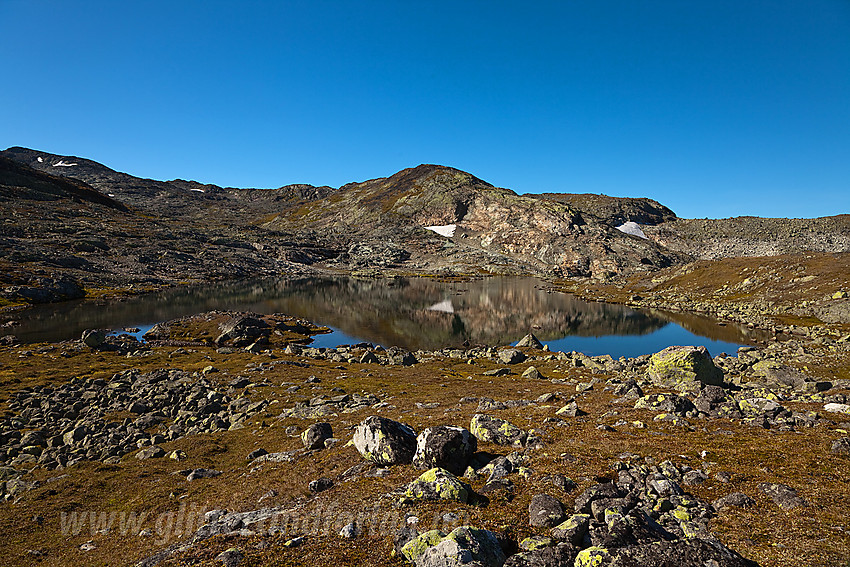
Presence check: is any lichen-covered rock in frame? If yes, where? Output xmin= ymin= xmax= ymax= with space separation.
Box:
xmin=503 ymin=543 xmax=576 ymax=567
xmin=402 ymin=468 xmax=470 ymax=503
xmin=607 ymin=538 xmax=758 ymax=566
xmin=574 ymin=546 xmax=611 ymax=567
xmin=301 ymin=422 xmax=333 ymax=450
xmin=401 ymin=530 xmax=447 ymax=563
xmin=633 ymin=394 xmax=695 ymax=417
xmin=412 ymin=426 xmax=477 ymax=475
xmin=529 ymin=494 xmax=567 ymax=528
xmin=646 ymin=346 xmax=723 ymax=391
xmin=550 ymin=513 xmax=591 ymax=545
xmin=470 ymin=414 xmax=527 ymax=447
xmin=414 ymin=526 xmax=507 ymax=567
xmin=353 ymin=415 xmax=416 ymax=466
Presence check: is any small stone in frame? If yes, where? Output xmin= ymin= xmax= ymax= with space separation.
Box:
xmin=831 ymin=437 xmax=850 ymax=457
xmin=339 ymin=522 xmax=357 ymax=539
xmin=135 ymin=445 xmax=166 ymax=460
xmin=215 ymin=547 xmax=244 ymax=567
xmin=187 ymin=468 xmax=221 ymax=481
xmin=713 ymin=492 xmax=755 ymax=510
xmin=758 ymin=483 xmax=808 ymax=511
xmin=522 ymin=366 xmax=542 ymax=379
xmin=308 ymin=477 xmax=334 ymax=493
xmin=247 ymin=448 xmax=268 ymax=460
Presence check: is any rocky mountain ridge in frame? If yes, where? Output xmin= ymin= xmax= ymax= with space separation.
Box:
xmin=2 ymin=146 xmax=849 ymax=306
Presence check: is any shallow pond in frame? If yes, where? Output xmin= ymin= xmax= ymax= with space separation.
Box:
xmin=9 ymin=276 xmax=765 ymax=358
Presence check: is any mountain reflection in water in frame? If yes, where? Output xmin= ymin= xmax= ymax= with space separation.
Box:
xmin=10 ymin=276 xmax=763 ymax=355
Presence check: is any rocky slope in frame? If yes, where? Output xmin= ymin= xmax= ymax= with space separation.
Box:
xmin=3 ymin=145 xmax=850 ymax=307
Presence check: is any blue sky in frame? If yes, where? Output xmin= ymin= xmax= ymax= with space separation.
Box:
xmin=1 ymin=1 xmax=848 ymax=219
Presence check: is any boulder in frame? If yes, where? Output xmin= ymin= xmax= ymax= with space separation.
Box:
xmin=646 ymin=346 xmax=723 ymax=391
xmin=353 ymin=416 xmax=416 ymax=466
xmin=498 ymin=349 xmax=526 ymax=364
xmin=633 ymin=394 xmax=695 ymax=417
xmin=503 ymin=543 xmax=577 ymax=567
xmin=412 ymin=426 xmax=477 ymax=475
xmin=414 ymin=526 xmax=507 ymax=567
xmin=550 ymin=514 xmax=591 ymax=546
xmin=758 ymin=483 xmax=807 ymax=511
xmin=81 ymin=329 xmax=107 ymax=348
xmin=606 ymin=538 xmax=758 ymax=566
xmin=135 ymin=445 xmax=166 ymax=460
xmin=470 ymin=414 xmax=527 ymax=447
xmin=521 ymin=366 xmax=542 ymax=380
xmin=529 ymin=494 xmax=566 ymax=528
xmin=402 ymin=468 xmax=470 ymax=503
xmin=301 ymin=422 xmax=334 ymax=450
xmin=712 ymin=492 xmax=755 ymax=510
xmin=516 ymin=334 xmax=544 ymax=349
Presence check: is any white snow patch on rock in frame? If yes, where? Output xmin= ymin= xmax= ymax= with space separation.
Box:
xmin=53 ymin=160 xmax=78 ymax=167
xmin=424 ymin=224 xmax=457 ymax=238
xmin=37 ymin=156 xmax=44 ymax=163
xmin=616 ymin=221 xmax=648 ymax=240
xmin=190 ymin=188 xmax=205 ymax=193
xmin=428 ymin=299 xmax=454 ymax=313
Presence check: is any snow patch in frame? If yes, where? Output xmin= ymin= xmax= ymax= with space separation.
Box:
xmin=424 ymin=224 xmax=457 ymax=238
xmin=190 ymin=188 xmax=205 ymax=193
xmin=53 ymin=160 xmax=78 ymax=167
xmin=616 ymin=221 xmax=648 ymax=240
xmin=428 ymin=299 xmax=454 ymax=313
xmin=37 ymin=156 xmax=43 ymax=163
xmin=107 ymin=193 xmax=115 ymax=197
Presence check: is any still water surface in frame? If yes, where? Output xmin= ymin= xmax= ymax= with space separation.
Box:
xmin=10 ymin=277 xmax=764 ymax=358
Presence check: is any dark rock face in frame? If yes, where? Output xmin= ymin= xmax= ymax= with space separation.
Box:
xmin=529 ymin=494 xmax=567 ymax=528
xmin=503 ymin=543 xmax=577 ymax=567
xmin=301 ymin=422 xmax=333 ymax=450
xmin=352 ymin=416 xmax=417 ymax=466
xmin=308 ymin=477 xmax=334 ymax=493
xmin=607 ymin=538 xmax=759 ymax=566
xmin=412 ymin=425 xmax=477 ymax=475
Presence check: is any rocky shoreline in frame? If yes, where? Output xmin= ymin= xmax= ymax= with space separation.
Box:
xmin=1 ymin=310 xmax=849 ymax=566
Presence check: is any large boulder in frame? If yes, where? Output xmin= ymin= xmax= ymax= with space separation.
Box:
xmin=353 ymin=416 xmax=416 ymax=466
xmin=402 ymin=468 xmax=470 ymax=503
xmin=412 ymin=426 xmax=477 ymax=475
xmin=529 ymin=494 xmax=567 ymax=528
xmin=470 ymin=414 xmax=527 ymax=447
xmin=606 ymin=538 xmax=759 ymax=566
xmin=503 ymin=543 xmax=576 ymax=567
xmin=301 ymin=422 xmax=333 ymax=450
xmin=646 ymin=346 xmax=723 ymax=392
xmin=516 ymin=333 xmax=543 ymax=349
xmin=414 ymin=526 xmax=507 ymax=567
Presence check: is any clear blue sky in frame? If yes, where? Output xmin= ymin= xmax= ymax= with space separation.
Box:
xmin=2 ymin=1 xmax=848 ymax=219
